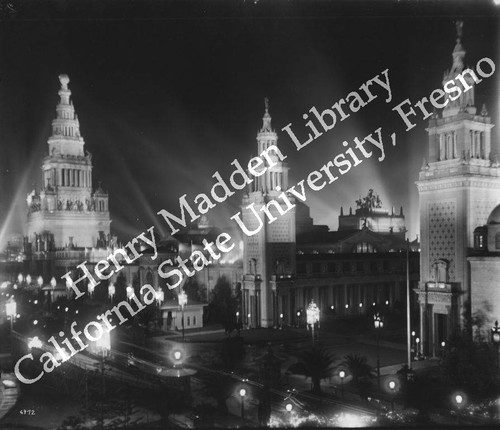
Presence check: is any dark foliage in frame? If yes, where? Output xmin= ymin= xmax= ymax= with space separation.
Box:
xmin=295 ymin=346 xmax=337 ymax=394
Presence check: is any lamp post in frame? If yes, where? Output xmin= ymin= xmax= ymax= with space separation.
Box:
xmin=279 ymin=313 xmax=283 ymax=330
xmin=306 ymin=300 xmax=320 ymax=345
xmin=178 ymin=289 xmax=188 ymax=342
xmin=156 ymin=288 xmax=164 ymax=329
xmin=415 ymin=337 xmax=420 ymax=359
xmin=374 ymin=313 xmax=383 ymax=390
xmin=388 ymin=379 xmax=397 ymax=412
xmin=96 ymin=330 xmax=111 ymax=430
xmin=108 ymin=283 xmax=115 ymax=303
xmin=339 ymin=370 xmax=345 ymax=400
xmin=453 ymin=393 xmax=465 ymax=424
xmin=239 ymin=388 xmax=246 ymax=420
xmin=492 ymin=320 xmax=500 ymax=371
xmin=6 ymin=296 xmax=17 ymax=353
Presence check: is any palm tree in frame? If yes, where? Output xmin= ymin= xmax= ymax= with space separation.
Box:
xmin=342 ymin=353 xmax=374 ymax=399
xmin=296 ymin=346 xmax=337 ymax=394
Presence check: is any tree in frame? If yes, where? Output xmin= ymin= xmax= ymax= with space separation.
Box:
xmin=342 ymin=353 xmax=374 ymax=383
xmin=342 ymin=353 xmax=374 ymax=399
xmin=296 ymin=346 xmax=337 ymax=394
xmin=442 ymin=330 xmax=500 ymax=398
xmin=207 ymin=276 xmax=238 ymax=332
xmin=199 ymin=372 xmax=234 ymax=415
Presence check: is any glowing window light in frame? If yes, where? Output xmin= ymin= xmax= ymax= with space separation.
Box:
xmin=50 ymin=277 xmax=57 ymax=288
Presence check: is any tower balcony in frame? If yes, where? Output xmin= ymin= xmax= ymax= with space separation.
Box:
xmin=424 ymin=281 xmax=460 ymax=293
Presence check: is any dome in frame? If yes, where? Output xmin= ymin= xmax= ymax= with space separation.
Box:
xmin=487 ymin=204 xmax=500 ymax=224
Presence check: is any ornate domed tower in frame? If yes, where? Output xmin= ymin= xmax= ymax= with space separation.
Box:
xmin=26 ymin=75 xmax=111 ymax=250
xmin=416 ymin=23 xmax=500 ymax=356
xmin=240 ymin=99 xmax=295 ymax=328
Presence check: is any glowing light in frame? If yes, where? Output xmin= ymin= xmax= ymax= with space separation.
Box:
xmin=108 ymin=283 xmax=115 ymax=298
xmin=285 ymin=403 xmax=293 ymax=412
xmin=126 ymin=284 xmax=134 ymax=299
xmin=455 ymin=394 xmax=463 ymax=404
xmin=411 ymin=331 xmax=416 ymax=336
xmin=173 ymin=350 xmax=182 ymax=361
xmin=345 ymin=304 xmax=349 ymax=309
xmin=339 ymin=370 xmax=346 ymax=379
xmin=330 ymin=305 xmax=334 ymax=310
xmin=359 ymin=302 xmax=363 ymax=307
xmin=17 ymin=273 xmax=23 ymax=284
xmin=385 ymin=300 xmax=389 ymax=305
xmin=26 ymin=274 xmax=31 ymax=284
xmin=5 ymin=297 xmax=17 ymax=318
xmin=33 ymin=320 xmax=38 ymax=325
xmin=34 ymin=300 xmax=38 ymax=305
xmin=50 ymin=277 xmax=56 ymax=288
xmin=239 ymin=388 xmax=246 ymax=397
xmin=37 ymin=276 xmax=43 ymax=287
xmin=66 ymin=278 xmax=73 ymax=290
xmin=13 ymin=284 xmax=17 ymax=290
xmin=28 ymin=336 xmax=42 ymax=349
xmin=389 ymin=380 xmax=396 ymax=390
xmin=178 ymin=289 xmax=187 ymax=307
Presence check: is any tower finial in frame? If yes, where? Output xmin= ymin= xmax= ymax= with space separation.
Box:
xmin=260 ymin=97 xmax=272 ymax=132
xmin=59 ymin=74 xmax=70 ymax=90
xmin=456 ymin=20 xmax=463 ymax=39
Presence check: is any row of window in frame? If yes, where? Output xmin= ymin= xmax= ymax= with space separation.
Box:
xmin=296 ymin=259 xmax=415 ymax=276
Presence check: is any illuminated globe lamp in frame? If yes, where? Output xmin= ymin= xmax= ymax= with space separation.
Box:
xmin=126 ymin=284 xmax=134 ymax=301
xmin=339 ymin=369 xmax=346 ymax=400
xmin=388 ymin=379 xmax=397 ymax=412
xmin=178 ymin=289 xmax=188 ymax=342
xmin=108 ymin=283 xmax=115 ymax=302
xmin=156 ymin=288 xmax=164 ymax=306
xmin=374 ymin=313 xmax=384 ymax=389
xmin=452 ymin=392 xmax=467 ymax=424
xmin=6 ymin=296 xmax=17 ymax=331
xmin=239 ymin=388 xmax=247 ymax=419
xmin=285 ymin=402 xmax=293 ymax=412
xmin=306 ymin=300 xmax=320 ymax=344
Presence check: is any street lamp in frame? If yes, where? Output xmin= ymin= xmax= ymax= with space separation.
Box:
xmin=108 ymin=283 xmax=115 ymax=303
xmin=279 ymin=313 xmax=283 ymax=330
xmin=374 ymin=313 xmax=384 ymax=390
xmin=285 ymin=402 xmax=293 ymax=412
xmin=239 ymin=388 xmax=246 ymax=419
xmin=453 ymin=392 xmax=466 ymax=424
xmin=126 ymin=284 xmax=134 ymax=301
xmin=339 ymin=370 xmax=346 ymax=400
xmin=6 ymin=296 xmax=17 ymax=351
xmin=306 ymin=300 xmax=320 ymax=345
xmin=388 ymin=379 xmax=397 ymax=412
xmin=96 ymin=330 xmax=111 ymax=430
xmin=491 ymin=320 xmax=500 ymax=370
xmin=415 ymin=337 xmax=420 ymax=359
xmin=178 ymin=289 xmax=188 ymax=342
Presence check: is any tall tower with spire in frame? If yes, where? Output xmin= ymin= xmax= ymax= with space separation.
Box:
xmin=416 ymin=22 xmax=500 ymax=356
xmin=241 ymin=98 xmax=295 ymax=328
xmin=26 ymin=74 xmax=111 ymax=250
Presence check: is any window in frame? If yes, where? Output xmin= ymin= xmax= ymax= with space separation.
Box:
xmin=383 ymin=260 xmax=390 ymax=272
xmin=297 ymin=263 xmax=306 ymax=274
xmin=312 ymin=263 xmax=322 ymax=274
xmin=342 ymin=262 xmax=350 ymax=273
xmin=370 ymin=261 xmax=378 ymax=273
xmin=356 ymin=262 xmax=364 ymax=272
xmin=327 ymin=263 xmax=336 ymax=273
xmin=193 ymin=315 xmax=196 ymax=326
xmin=187 ymin=316 xmax=190 ymax=326
xmin=353 ymin=242 xmax=377 ymax=253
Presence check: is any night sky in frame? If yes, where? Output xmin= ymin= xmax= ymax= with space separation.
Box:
xmin=1 ymin=1 xmax=499 ymax=247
